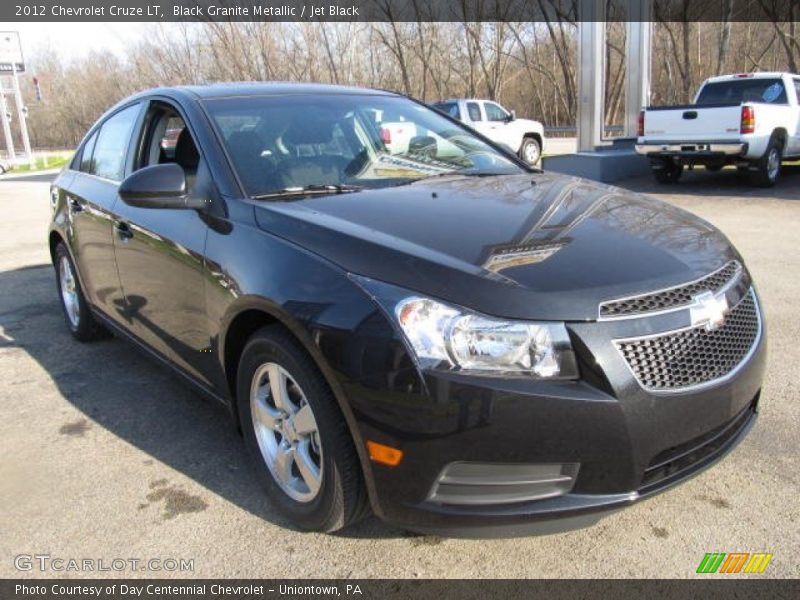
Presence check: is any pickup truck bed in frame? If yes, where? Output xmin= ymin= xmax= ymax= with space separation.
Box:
xmin=636 ymin=72 xmax=800 ymax=187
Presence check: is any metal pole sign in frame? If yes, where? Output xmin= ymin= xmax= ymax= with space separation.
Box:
xmin=11 ymin=62 xmax=34 ymax=167
xmin=0 ymin=89 xmax=15 ymax=161
xmin=0 ymin=31 xmax=24 ymax=73
xmin=0 ymin=31 xmax=33 ymax=167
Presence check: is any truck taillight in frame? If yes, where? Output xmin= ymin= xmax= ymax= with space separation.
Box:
xmin=741 ymin=106 xmax=755 ymax=134
xmin=380 ymin=127 xmax=392 ymax=145
xmin=637 ymin=110 xmax=645 ymax=137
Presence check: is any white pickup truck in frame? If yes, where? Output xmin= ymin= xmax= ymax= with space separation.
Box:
xmin=432 ymin=99 xmax=545 ymax=165
xmin=636 ymin=72 xmax=800 ymax=186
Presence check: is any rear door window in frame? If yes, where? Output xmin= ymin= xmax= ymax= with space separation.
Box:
xmin=696 ymin=78 xmax=788 ymax=105
xmin=77 ymin=130 xmax=99 ymax=174
xmin=466 ymin=102 xmax=482 ymax=121
xmin=91 ymin=104 xmax=141 ymax=181
xmin=794 ymin=79 xmax=800 ymax=104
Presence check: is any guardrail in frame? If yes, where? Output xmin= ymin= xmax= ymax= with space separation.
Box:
xmin=544 ymin=125 xmax=626 ymax=138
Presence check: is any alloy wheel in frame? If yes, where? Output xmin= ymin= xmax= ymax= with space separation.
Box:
xmin=767 ymin=148 xmax=780 ymax=181
xmin=523 ymin=141 xmax=540 ymax=164
xmin=250 ymin=362 xmax=323 ymax=503
xmin=59 ymin=255 xmax=80 ymax=328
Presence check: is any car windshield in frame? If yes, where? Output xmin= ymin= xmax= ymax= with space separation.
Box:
xmin=696 ymin=78 xmax=788 ymax=105
xmin=203 ymin=94 xmax=523 ymax=197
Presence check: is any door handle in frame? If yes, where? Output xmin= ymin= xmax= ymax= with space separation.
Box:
xmin=68 ymin=197 xmax=83 ymax=212
xmin=114 ymin=221 xmax=133 ymax=240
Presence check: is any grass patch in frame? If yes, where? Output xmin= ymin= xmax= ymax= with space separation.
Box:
xmin=9 ymin=152 xmax=73 ymax=173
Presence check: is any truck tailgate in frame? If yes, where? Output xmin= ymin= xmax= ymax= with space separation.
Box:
xmin=643 ymin=104 xmax=742 ymax=141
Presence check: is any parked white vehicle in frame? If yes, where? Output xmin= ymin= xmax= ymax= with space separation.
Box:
xmin=636 ymin=72 xmax=800 ymax=186
xmin=432 ymin=99 xmax=545 ymax=165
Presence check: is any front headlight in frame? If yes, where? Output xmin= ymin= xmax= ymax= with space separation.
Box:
xmin=395 ymin=296 xmax=576 ymax=377
xmin=350 ymin=275 xmax=577 ymax=378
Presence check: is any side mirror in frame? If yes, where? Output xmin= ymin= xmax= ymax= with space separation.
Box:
xmin=119 ymin=163 xmax=197 ymax=209
xmin=508 ymin=110 xmax=516 ymax=122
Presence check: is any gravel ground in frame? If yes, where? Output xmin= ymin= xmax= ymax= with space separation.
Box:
xmin=0 ymin=166 xmax=798 ymax=579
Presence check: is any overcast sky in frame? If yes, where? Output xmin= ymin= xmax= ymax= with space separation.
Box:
xmin=10 ymin=23 xmax=151 ymax=64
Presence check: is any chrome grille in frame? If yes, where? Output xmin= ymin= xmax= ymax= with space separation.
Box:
xmin=616 ymin=290 xmax=760 ymax=391
xmin=600 ymin=261 xmax=742 ymax=319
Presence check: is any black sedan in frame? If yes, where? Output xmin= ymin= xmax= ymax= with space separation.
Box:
xmin=48 ymin=83 xmax=765 ymax=537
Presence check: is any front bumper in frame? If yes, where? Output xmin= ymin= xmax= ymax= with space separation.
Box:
xmin=635 ymin=141 xmax=748 ymax=158
xmin=347 ymin=296 xmax=766 ymax=537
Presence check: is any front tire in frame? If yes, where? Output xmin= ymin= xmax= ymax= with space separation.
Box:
xmin=750 ymin=137 xmax=782 ymax=187
xmin=54 ymin=243 xmax=107 ymax=342
xmin=519 ymin=137 xmax=541 ymax=166
xmin=237 ymin=326 xmax=368 ymax=532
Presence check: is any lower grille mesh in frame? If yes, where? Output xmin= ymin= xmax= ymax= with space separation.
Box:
xmin=616 ymin=290 xmax=760 ymax=391
xmin=640 ymin=398 xmax=756 ymax=492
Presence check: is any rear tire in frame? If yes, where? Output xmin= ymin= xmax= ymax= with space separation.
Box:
xmin=750 ymin=137 xmax=782 ymax=187
xmin=54 ymin=243 xmax=107 ymax=342
xmin=652 ymin=159 xmax=683 ymax=184
xmin=237 ymin=325 xmax=369 ymax=532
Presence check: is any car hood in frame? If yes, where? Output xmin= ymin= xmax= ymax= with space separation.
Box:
xmin=252 ymin=173 xmax=737 ymax=321
xmin=515 ymin=118 xmax=541 ymax=131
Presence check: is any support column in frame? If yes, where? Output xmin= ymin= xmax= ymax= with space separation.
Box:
xmin=11 ymin=63 xmax=34 ymax=168
xmin=625 ymin=1 xmax=653 ymax=137
xmin=577 ymin=0 xmax=605 ymax=151
xmin=0 ymin=84 xmax=14 ymax=161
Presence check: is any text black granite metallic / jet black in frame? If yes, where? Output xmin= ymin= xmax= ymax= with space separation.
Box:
xmin=48 ymin=83 xmax=766 ymax=537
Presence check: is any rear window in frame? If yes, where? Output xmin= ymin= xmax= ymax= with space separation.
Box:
xmin=696 ymin=78 xmax=788 ymax=105
xmin=433 ymin=102 xmax=460 ymax=120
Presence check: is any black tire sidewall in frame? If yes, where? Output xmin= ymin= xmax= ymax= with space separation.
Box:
xmin=653 ymin=160 xmax=681 ymax=183
xmin=236 ymin=329 xmax=348 ymax=531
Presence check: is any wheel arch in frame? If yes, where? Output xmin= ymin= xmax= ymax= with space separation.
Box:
xmin=771 ymin=128 xmax=788 ymax=149
xmin=49 ymin=230 xmax=65 ymax=264
xmin=219 ymin=298 xmax=381 ymax=515
xmin=523 ymin=131 xmax=543 ymax=147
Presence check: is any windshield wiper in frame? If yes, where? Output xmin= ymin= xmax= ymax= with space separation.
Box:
xmin=253 ymin=183 xmax=363 ymax=200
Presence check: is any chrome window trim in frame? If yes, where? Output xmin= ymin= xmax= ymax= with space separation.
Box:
xmin=613 ymin=289 xmax=762 ymax=395
xmin=598 ymin=260 xmax=743 ymax=321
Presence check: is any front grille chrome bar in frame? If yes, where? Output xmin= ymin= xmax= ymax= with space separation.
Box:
xmin=599 ymin=261 xmax=745 ymax=321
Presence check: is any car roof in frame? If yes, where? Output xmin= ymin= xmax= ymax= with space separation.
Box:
xmin=704 ymin=72 xmax=795 ymax=84
xmin=156 ymin=81 xmax=399 ymax=100
xmin=437 ymin=99 xmax=493 ymax=103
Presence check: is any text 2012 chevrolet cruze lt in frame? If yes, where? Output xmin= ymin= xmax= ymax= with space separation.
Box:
xmin=49 ymin=83 xmax=765 ymax=536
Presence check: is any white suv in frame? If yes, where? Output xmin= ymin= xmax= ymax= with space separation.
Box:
xmin=433 ymin=99 xmax=545 ymax=165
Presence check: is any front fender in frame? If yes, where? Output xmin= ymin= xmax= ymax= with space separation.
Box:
xmin=206 ymin=216 xmax=420 ymax=517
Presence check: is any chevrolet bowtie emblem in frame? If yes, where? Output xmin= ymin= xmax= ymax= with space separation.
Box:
xmin=690 ymin=291 xmax=729 ymax=331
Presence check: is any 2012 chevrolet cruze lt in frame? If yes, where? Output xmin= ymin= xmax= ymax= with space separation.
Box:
xmin=49 ymin=83 xmax=765 ymax=537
